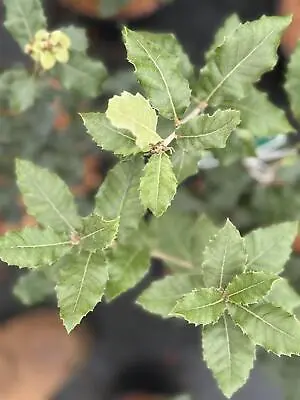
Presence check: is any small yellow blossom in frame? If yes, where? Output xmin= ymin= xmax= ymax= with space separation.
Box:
xmin=24 ymin=29 xmax=71 ymax=70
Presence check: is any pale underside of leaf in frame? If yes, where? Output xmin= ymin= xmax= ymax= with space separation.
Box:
xmin=106 ymin=91 xmax=161 ymax=150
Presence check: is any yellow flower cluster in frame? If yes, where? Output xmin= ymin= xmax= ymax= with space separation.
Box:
xmin=24 ymin=30 xmax=71 ymax=70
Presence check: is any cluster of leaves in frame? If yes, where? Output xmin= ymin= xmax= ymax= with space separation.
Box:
xmin=1 ymin=1 xmax=300 ymax=398
xmin=0 ymin=0 xmax=109 ymax=224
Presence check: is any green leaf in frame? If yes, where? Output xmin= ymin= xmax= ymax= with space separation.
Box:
xmin=95 ymin=158 xmax=145 ymax=242
xmin=191 ymin=214 xmax=219 ymax=267
xmin=79 ymin=215 xmax=119 ymax=252
xmin=4 ymin=0 xmax=46 ymax=48
xmin=226 ymin=272 xmax=278 ymax=305
xmin=0 ymin=69 xmax=38 ymax=113
xmin=245 ymin=222 xmax=297 ymax=273
xmin=150 ymin=211 xmax=198 ymax=270
xmin=123 ymin=28 xmax=191 ymax=120
xmin=285 ymin=41 xmax=300 ymax=121
xmin=138 ymin=275 xmax=197 ymax=317
xmin=202 ymin=220 xmax=247 ymax=288
xmin=228 ymin=302 xmax=300 ymax=355
xmin=56 ymin=52 xmax=107 ymax=97
xmin=149 ymin=212 xmax=218 ymax=271
xmin=266 ymin=278 xmax=300 ymax=313
xmin=56 ymin=250 xmax=108 ymax=332
xmin=140 ymin=153 xmax=177 ymax=217
xmin=0 ymin=226 xmax=70 ymax=268
xmin=13 ymin=270 xmax=54 ymax=305
xmin=106 ymin=242 xmax=150 ymax=300
xmin=80 ymin=113 xmax=139 ymax=156
xmin=106 ymin=92 xmax=161 ymax=151
xmin=203 ymin=314 xmax=255 ymax=398
xmin=223 ymin=87 xmax=293 ymax=136
xmin=196 ymin=15 xmax=292 ymax=105
xmin=171 ymin=288 xmax=225 ymax=325
xmin=205 ymin=14 xmax=241 ymax=61
xmin=16 ymin=159 xmax=82 ymax=233
xmin=61 ymin=26 xmax=88 ymax=52
xmin=177 ymin=110 xmax=240 ymax=151
xmin=171 ymin=147 xmax=200 ymax=183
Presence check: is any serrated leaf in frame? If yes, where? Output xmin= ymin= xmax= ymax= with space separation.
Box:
xmin=16 ymin=159 xmax=82 ymax=233
xmin=56 ymin=250 xmax=108 ymax=332
xmin=223 ymin=87 xmax=293 ymax=136
xmin=245 ymin=222 xmax=297 ymax=273
xmin=202 ymin=220 xmax=247 ymax=288
xmin=0 ymin=226 xmax=71 ymax=268
xmin=171 ymin=288 xmax=225 ymax=325
xmin=140 ymin=153 xmax=177 ymax=217
xmin=227 ymin=272 xmax=278 ymax=305
xmin=106 ymin=242 xmax=150 ymax=300
xmin=106 ymin=92 xmax=161 ymax=151
xmin=138 ymin=275 xmax=197 ymax=317
xmin=61 ymin=26 xmax=88 ymax=52
xmin=172 ymin=147 xmax=200 ymax=183
xmin=228 ymin=302 xmax=300 ymax=355
xmin=177 ymin=110 xmax=240 ymax=151
xmin=56 ymin=52 xmax=107 ymax=97
xmin=266 ymin=278 xmax=300 ymax=313
xmin=285 ymin=41 xmax=300 ymax=121
xmin=80 ymin=113 xmax=139 ymax=156
xmin=79 ymin=215 xmax=119 ymax=252
xmin=123 ymin=28 xmax=191 ymax=120
xmin=196 ymin=15 xmax=292 ymax=105
xmin=95 ymin=158 xmax=144 ymax=242
xmin=203 ymin=314 xmax=255 ymax=398
xmin=13 ymin=270 xmax=54 ymax=305
xmin=4 ymin=0 xmax=46 ymax=48
xmin=205 ymin=14 xmax=241 ymax=61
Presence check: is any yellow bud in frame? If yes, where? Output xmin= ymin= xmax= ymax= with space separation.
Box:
xmin=40 ymin=51 xmax=56 ymax=70
xmin=34 ymin=29 xmax=49 ymax=41
xmin=54 ymin=48 xmax=70 ymax=64
xmin=51 ymin=30 xmax=71 ymax=49
xmin=24 ymin=44 xmax=32 ymax=54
